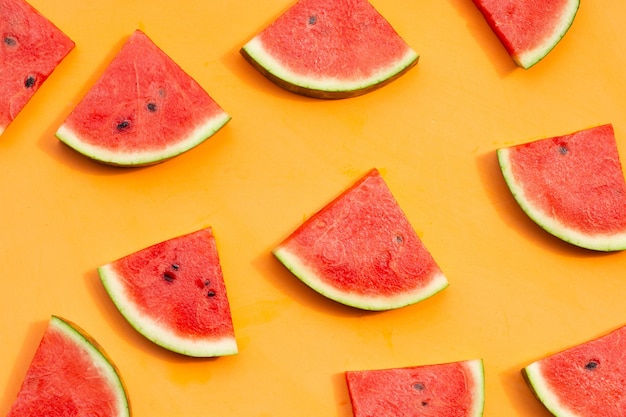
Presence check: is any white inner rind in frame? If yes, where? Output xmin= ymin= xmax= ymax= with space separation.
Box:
xmin=523 ymin=362 xmax=578 ymax=417
xmin=273 ymin=246 xmax=448 ymax=311
xmin=498 ymin=148 xmax=626 ymax=251
xmin=51 ymin=316 xmax=130 ymax=417
xmin=56 ymin=111 xmax=231 ymax=166
xmin=98 ymin=264 xmax=238 ymax=358
xmin=515 ymin=0 xmax=580 ymax=69
xmin=465 ymin=359 xmax=486 ymax=417
xmin=242 ymin=36 xmax=418 ymax=93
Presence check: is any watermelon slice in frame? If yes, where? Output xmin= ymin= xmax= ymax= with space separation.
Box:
xmin=56 ymin=30 xmax=230 ymax=166
xmin=98 ymin=227 xmax=238 ymax=357
xmin=0 ymin=0 xmax=74 ymax=135
xmin=7 ymin=315 xmax=130 ymax=417
xmin=497 ymin=124 xmax=626 ymax=251
xmin=240 ymin=0 xmax=419 ymax=99
xmin=522 ymin=325 xmax=626 ymax=417
xmin=346 ymin=359 xmax=485 ymax=417
xmin=273 ymin=168 xmax=448 ymax=311
xmin=472 ymin=0 xmax=579 ymax=69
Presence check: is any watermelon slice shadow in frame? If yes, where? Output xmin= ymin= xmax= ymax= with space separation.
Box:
xmin=331 ymin=371 xmax=356 ymax=417
xmin=0 ymin=320 xmax=48 ymax=414
xmin=474 ymin=150 xmax=616 ymax=257
xmin=498 ymin=359 xmax=555 ymax=417
xmin=448 ymin=0 xmax=517 ymax=77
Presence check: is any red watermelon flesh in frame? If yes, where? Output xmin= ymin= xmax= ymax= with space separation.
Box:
xmin=346 ymin=359 xmax=485 ymax=417
xmin=98 ymin=227 xmax=237 ymax=357
xmin=56 ymin=30 xmax=230 ymax=166
xmin=472 ymin=0 xmax=579 ymax=69
xmin=7 ymin=316 xmax=129 ymax=417
xmin=522 ymin=325 xmax=626 ymax=417
xmin=273 ymin=168 xmax=448 ymax=311
xmin=497 ymin=124 xmax=626 ymax=251
xmin=240 ymin=0 xmax=419 ymax=99
xmin=0 ymin=0 xmax=74 ymax=135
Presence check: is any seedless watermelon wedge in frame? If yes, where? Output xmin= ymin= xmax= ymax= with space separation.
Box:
xmin=7 ymin=315 xmax=130 ymax=417
xmin=56 ymin=30 xmax=230 ymax=166
xmin=522 ymin=325 xmax=626 ymax=417
xmin=497 ymin=124 xmax=626 ymax=251
xmin=273 ymin=169 xmax=448 ymax=311
xmin=346 ymin=359 xmax=485 ymax=417
xmin=472 ymin=0 xmax=579 ymax=69
xmin=98 ymin=228 xmax=238 ymax=357
xmin=0 ymin=0 xmax=74 ymax=135
xmin=240 ymin=0 xmax=419 ymax=99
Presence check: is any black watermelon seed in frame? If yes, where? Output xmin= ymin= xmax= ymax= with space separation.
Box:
xmin=308 ymin=15 xmax=317 ymax=25
xmin=395 ymin=235 xmax=403 ymax=244
xmin=147 ymin=102 xmax=157 ymax=112
xmin=171 ymin=263 xmax=180 ymax=271
xmin=558 ymin=145 xmax=568 ymax=155
xmin=207 ymin=290 xmax=216 ymax=297
xmin=116 ymin=120 xmax=131 ymax=131
xmin=163 ymin=271 xmax=176 ymax=282
xmin=421 ymin=401 xmax=429 ymax=407
xmin=4 ymin=36 xmax=16 ymax=47
xmin=413 ymin=383 xmax=425 ymax=391
xmin=585 ymin=360 xmax=599 ymax=370
xmin=204 ymin=280 xmax=210 ymax=286
xmin=24 ymin=75 xmax=36 ymax=88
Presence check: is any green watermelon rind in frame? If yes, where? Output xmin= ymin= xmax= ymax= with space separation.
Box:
xmin=56 ymin=112 xmax=231 ymax=167
xmin=49 ymin=315 xmax=131 ymax=417
xmin=466 ymin=359 xmax=487 ymax=417
xmin=514 ymin=0 xmax=580 ymax=69
xmin=98 ymin=263 xmax=238 ymax=358
xmin=240 ymin=37 xmax=419 ymax=99
xmin=521 ymin=362 xmax=574 ymax=417
xmin=497 ymin=147 xmax=626 ymax=251
xmin=272 ymin=245 xmax=449 ymax=311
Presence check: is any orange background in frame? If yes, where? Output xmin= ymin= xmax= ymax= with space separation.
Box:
xmin=1 ymin=1 xmax=626 ymax=416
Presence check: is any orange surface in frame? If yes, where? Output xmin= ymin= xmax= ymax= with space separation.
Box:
xmin=1 ymin=1 xmax=626 ymax=416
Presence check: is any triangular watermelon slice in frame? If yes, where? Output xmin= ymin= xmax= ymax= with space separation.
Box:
xmin=56 ymin=30 xmax=230 ymax=166
xmin=0 ymin=0 xmax=74 ymax=135
xmin=7 ymin=315 xmax=130 ymax=417
xmin=240 ymin=0 xmax=419 ymax=99
xmin=472 ymin=0 xmax=579 ymax=69
xmin=497 ymin=124 xmax=626 ymax=251
xmin=273 ymin=168 xmax=448 ymax=311
xmin=98 ymin=227 xmax=238 ymax=357
xmin=522 ymin=325 xmax=626 ymax=417
xmin=346 ymin=359 xmax=485 ymax=417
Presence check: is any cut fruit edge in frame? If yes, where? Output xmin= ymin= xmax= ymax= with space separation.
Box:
xmin=497 ymin=147 xmax=626 ymax=251
xmin=240 ymin=37 xmax=419 ymax=99
xmin=98 ymin=264 xmax=238 ymax=357
xmin=50 ymin=315 xmax=130 ymax=416
xmin=272 ymin=245 xmax=449 ymax=311
xmin=522 ymin=362 xmax=575 ymax=417
xmin=515 ymin=0 xmax=580 ymax=69
xmin=56 ymin=111 xmax=231 ymax=166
